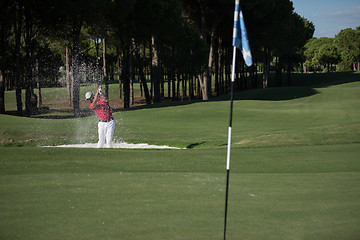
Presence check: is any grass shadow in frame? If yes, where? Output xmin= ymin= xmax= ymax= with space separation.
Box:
xmin=186 ymin=141 xmax=207 ymax=149
xmin=235 ymin=87 xmax=320 ymax=101
xmin=4 ymin=108 xmax=95 ymax=119
xmin=291 ymin=71 xmax=360 ymax=88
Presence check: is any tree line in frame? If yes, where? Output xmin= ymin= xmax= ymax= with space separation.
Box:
xmin=303 ymin=27 xmax=360 ymax=73
xmin=0 ymin=0 xmax=356 ymax=117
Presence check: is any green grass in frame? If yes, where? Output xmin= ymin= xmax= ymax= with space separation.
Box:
xmin=0 ymin=72 xmax=360 ymax=239
xmin=1 ymin=146 xmax=359 ymax=240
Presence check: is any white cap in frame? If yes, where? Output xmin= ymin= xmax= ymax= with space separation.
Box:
xmin=85 ymin=92 xmax=93 ymax=100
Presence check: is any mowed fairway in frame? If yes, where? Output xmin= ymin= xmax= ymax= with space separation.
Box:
xmin=0 ymin=73 xmax=359 ymax=240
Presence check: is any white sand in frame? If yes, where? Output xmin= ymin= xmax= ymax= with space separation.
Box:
xmin=44 ymin=142 xmax=180 ymax=149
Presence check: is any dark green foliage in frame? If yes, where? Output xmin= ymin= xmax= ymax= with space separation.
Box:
xmin=0 ymin=0 xmax=358 ymax=116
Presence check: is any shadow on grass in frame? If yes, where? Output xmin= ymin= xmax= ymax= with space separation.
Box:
xmin=235 ymin=87 xmax=320 ymax=101
xmin=290 ymin=71 xmax=359 ymax=88
xmin=115 ymin=86 xmax=319 ymax=112
xmin=186 ymin=141 xmax=207 ymax=149
xmin=121 ymin=72 xmax=358 ymax=110
xmin=5 ymin=108 xmax=95 ymax=119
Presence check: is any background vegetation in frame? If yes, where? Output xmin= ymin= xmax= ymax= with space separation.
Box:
xmin=1 ymin=0 xmax=359 ymax=117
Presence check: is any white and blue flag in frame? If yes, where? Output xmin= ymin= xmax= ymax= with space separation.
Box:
xmin=232 ymin=0 xmax=252 ymax=66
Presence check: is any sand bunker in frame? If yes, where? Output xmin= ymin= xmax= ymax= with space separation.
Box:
xmin=45 ymin=142 xmax=180 ymax=149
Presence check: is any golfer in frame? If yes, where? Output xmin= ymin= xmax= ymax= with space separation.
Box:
xmin=85 ymin=85 xmax=115 ymax=148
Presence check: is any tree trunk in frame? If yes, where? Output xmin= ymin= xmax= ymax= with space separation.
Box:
xmin=197 ymin=6 xmax=209 ymax=100
xmin=36 ymin=59 xmax=42 ymax=108
xmin=188 ymin=76 xmax=193 ymax=100
xmin=166 ymin=65 xmax=170 ymax=98
xmin=263 ymin=48 xmax=270 ymax=88
xmin=151 ymin=35 xmax=161 ymax=103
xmin=251 ymin=61 xmax=257 ymax=89
xmin=24 ymin=3 xmax=37 ymax=116
xmin=129 ymin=49 xmax=134 ymax=106
xmin=198 ymin=25 xmax=217 ymax=100
xmin=117 ymin=51 xmax=122 ymax=100
xmin=14 ymin=3 xmax=23 ymax=115
xmin=275 ymin=57 xmax=282 ymax=87
xmin=132 ymin=39 xmax=151 ymax=105
xmin=287 ymin=55 xmax=292 ymax=86
xmin=197 ymin=76 xmax=201 ymax=98
xmin=66 ymin=44 xmax=71 ymax=106
xmin=181 ymin=74 xmax=185 ymax=101
xmin=214 ymin=36 xmax=219 ymax=96
xmin=0 ymin=26 xmax=5 ymax=113
xmin=0 ymin=71 xmax=4 ymax=113
xmin=219 ymin=47 xmax=224 ymax=95
xmin=72 ymin=18 xmax=82 ymax=118
xmin=171 ymin=66 xmax=176 ymax=100
xmin=176 ymin=71 xmax=180 ymax=100
xmin=198 ymin=5 xmax=224 ymax=100
xmin=71 ymin=64 xmax=74 ymax=104
xmin=239 ymin=58 xmax=244 ymax=91
xmin=95 ymin=38 xmax=100 ymax=80
xmin=160 ymin=66 xmax=164 ymax=98
xmin=102 ymin=38 xmax=109 ymax=98
xmin=122 ymin=42 xmax=130 ymax=109
xmin=225 ymin=49 xmax=230 ymax=92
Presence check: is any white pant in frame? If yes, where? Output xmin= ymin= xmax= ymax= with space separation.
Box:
xmin=97 ymin=119 xmax=115 ymax=148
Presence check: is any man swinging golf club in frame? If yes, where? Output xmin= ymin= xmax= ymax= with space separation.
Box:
xmin=85 ymin=85 xmax=115 ymax=148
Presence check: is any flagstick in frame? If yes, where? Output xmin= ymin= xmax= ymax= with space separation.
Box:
xmin=224 ymin=46 xmax=237 ymax=240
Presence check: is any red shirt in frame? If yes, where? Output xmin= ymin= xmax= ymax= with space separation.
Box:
xmin=90 ymin=96 xmax=113 ymax=121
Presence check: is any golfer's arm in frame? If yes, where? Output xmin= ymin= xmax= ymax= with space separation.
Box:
xmin=90 ymin=89 xmax=100 ymax=108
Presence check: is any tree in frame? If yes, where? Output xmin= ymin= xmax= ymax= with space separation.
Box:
xmin=180 ymin=0 xmax=229 ymax=99
xmin=44 ymin=0 xmax=114 ymax=117
xmin=282 ymin=14 xmax=314 ymax=85
xmin=135 ymin=0 xmax=188 ymax=102
xmin=13 ymin=0 xmax=24 ymax=115
xmin=315 ymin=43 xmax=341 ymax=72
xmin=335 ymin=27 xmax=360 ymax=71
xmin=240 ymin=0 xmax=295 ymax=88
xmin=0 ymin=0 xmax=13 ymax=113
xmin=23 ymin=0 xmax=41 ymax=116
xmin=0 ymin=0 xmax=330 ymax=114
xmin=132 ymin=38 xmax=151 ymax=105
xmin=304 ymin=37 xmax=333 ymax=72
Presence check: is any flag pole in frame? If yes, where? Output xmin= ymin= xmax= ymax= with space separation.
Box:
xmin=224 ymin=45 xmax=237 ymax=240
xmin=224 ymin=0 xmax=252 ymax=238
